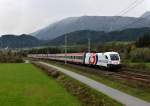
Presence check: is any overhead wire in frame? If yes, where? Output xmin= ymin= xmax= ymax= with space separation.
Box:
xmin=120 ymin=13 xmax=150 ymax=30
xmin=114 ymin=0 xmax=141 ymax=16
xmin=116 ymin=0 xmax=147 ymax=30
xmin=109 ymin=0 xmax=145 ymax=31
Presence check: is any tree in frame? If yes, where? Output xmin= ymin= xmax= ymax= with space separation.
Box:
xmin=135 ymin=33 xmax=150 ymax=47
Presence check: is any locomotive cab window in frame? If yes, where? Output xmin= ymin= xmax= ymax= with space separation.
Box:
xmin=110 ymin=54 xmax=119 ymax=60
xmin=105 ymin=55 xmax=108 ymax=59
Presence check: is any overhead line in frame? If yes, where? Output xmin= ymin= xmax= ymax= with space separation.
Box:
xmin=118 ymin=0 xmax=144 ymax=16
xmin=120 ymin=14 xmax=150 ymax=30
xmin=111 ymin=0 xmax=145 ymax=31
xmin=115 ymin=0 xmax=140 ymax=16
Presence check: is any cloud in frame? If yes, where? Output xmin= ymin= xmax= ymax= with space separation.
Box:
xmin=0 ymin=0 xmax=149 ymax=35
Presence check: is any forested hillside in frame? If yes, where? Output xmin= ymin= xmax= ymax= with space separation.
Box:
xmin=47 ymin=27 xmax=150 ymax=45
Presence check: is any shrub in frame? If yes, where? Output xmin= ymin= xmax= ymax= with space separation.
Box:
xmin=15 ymin=57 xmax=24 ymax=63
xmin=135 ymin=33 xmax=150 ymax=47
xmin=51 ymin=71 xmax=60 ymax=78
xmin=129 ymin=48 xmax=150 ymax=62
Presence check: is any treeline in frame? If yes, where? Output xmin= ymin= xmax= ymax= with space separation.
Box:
xmin=130 ymin=33 xmax=150 ymax=62
xmin=96 ymin=33 xmax=150 ymax=62
xmin=135 ymin=33 xmax=150 ymax=47
xmin=26 ymin=45 xmax=90 ymax=54
xmin=0 ymin=50 xmax=23 ymax=63
xmin=27 ymin=47 xmax=61 ymax=54
xmin=47 ymin=28 xmax=150 ymax=46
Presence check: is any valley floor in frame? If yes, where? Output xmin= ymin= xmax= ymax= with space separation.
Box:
xmin=0 ymin=63 xmax=81 ymax=106
xmin=39 ymin=61 xmax=150 ymax=106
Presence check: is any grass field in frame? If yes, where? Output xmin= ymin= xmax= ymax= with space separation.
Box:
xmin=146 ymin=63 xmax=150 ymax=68
xmin=124 ymin=62 xmax=150 ymax=74
xmin=0 ymin=63 xmax=81 ymax=106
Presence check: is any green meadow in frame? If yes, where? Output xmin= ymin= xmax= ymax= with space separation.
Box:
xmin=0 ymin=63 xmax=80 ymax=106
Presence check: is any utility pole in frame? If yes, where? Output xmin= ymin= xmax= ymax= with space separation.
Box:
xmin=1 ymin=40 xmax=3 ymax=49
xmin=65 ymin=34 xmax=67 ymax=64
xmin=88 ymin=36 xmax=91 ymax=53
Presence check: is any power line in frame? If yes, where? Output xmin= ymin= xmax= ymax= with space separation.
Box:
xmin=115 ymin=0 xmax=140 ymax=16
xmin=120 ymin=13 xmax=150 ymax=30
xmin=65 ymin=34 xmax=67 ymax=64
xmin=110 ymin=0 xmax=145 ymax=31
xmin=118 ymin=0 xmax=144 ymax=16
xmin=88 ymin=37 xmax=91 ymax=53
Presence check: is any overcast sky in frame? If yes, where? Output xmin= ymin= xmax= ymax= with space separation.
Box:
xmin=0 ymin=0 xmax=149 ymax=35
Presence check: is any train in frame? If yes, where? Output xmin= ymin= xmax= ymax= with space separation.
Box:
xmin=28 ymin=51 xmax=121 ymax=69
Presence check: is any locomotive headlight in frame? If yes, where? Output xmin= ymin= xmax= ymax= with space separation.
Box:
xmin=112 ymin=61 xmax=119 ymax=64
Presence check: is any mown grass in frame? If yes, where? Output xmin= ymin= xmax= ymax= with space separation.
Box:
xmin=146 ymin=63 xmax=150 ymax=68
xmin=124 ymin=62 xmax=150 ymax=74
xmin=33 ymin=62 xmax=122 ymax=106
xmin=0 ymin=63 xmax=81 ymax=106
xmin=48 ymin=60 xmax=150 ymax=102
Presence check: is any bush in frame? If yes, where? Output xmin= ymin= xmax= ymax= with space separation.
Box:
xmin=129 ymin=48 xmax=150 ymax=62
xmin=0 ymin=50 xmax=24 ymax=63
xmin=135 ymin=33 xmax=150 ymax=47
xmin=51 ymin=71 xmax=60 ymax=78
xmin=127 ymin=63 xmax=147 ymax=70
xmin=14 ymin=57 xmax=24 ymax=63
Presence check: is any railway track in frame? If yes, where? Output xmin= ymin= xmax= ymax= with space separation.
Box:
xmin=91 ymin=65 xmax=149 ymax=85
xmin=96 ymin=67 xmax=150 ymax=85
xmin=80 ymin=64 xmax=150 ymax=84
xmin=115 ymin=70 xmax=150 ymax=84
xmin=47 ymin=60 xmax=150 ymax=85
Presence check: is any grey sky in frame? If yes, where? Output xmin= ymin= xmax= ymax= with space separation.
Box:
xmin=0 ymin=0 xmax=149 ymax=35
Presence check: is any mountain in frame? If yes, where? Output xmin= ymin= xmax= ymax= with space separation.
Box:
xmin=141 ymin=11 xmax=150 ymax=19
xmin=47 ymin=27 xmax=150 ymax=45
xmin=0 ymin=34 xmax=41 ymax=48
xmin=32 ymin=12 xmax=150 ymax=40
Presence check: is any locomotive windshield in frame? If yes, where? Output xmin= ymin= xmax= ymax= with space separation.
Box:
xmin=110 ymin=54 xmax=119 ymax=60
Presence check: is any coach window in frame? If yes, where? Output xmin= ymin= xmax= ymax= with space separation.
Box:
xmin=79 ymin=56 xmax=82 ymax=60
xmin=76 ymin=56 xmax=79 ymax=59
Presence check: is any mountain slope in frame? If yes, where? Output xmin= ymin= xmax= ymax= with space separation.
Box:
xmin=32 ymin=12 xmax=150 ymax=40
xmin=47 ymin=27 xmax=150 ymax=45
xmin=141 ymin=11 xmax=150 ymax=19
xmin=0 ymin=34 xmax=40 ymax=48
